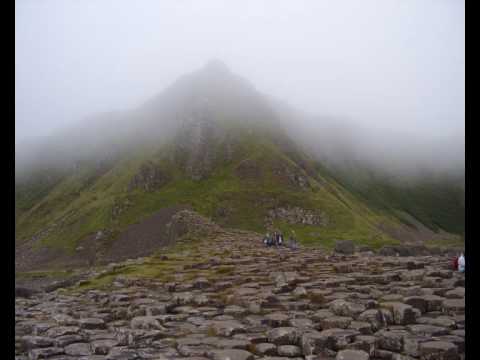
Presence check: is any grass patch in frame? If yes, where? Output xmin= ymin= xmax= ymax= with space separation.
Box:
xmin=216 ymin=266 xmax=235 ymax=275
xmin=307 ymin=291 xmax=326 ymax=305
xmin=16 ymin=269 xmax=74 ymax=280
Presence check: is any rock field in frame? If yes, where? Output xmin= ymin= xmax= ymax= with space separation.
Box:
xmin=15 ymin=233 xmax=465 ymax=360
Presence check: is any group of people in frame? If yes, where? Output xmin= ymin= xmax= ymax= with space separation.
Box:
xmin=452 ymin=252 xmax=465 ymax=273
xmin=263 ymin=230 xmax=299 ymax=250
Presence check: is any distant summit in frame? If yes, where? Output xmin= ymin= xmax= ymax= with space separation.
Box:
xmin=203 ymin=58 xmax=231 ymax=74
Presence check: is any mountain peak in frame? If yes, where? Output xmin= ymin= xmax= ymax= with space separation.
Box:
xmin=203 ymin=58 xmax=231 ymax=74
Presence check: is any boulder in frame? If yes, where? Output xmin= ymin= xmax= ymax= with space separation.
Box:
xmin=335 ymin=240 xmax=355 ymax=255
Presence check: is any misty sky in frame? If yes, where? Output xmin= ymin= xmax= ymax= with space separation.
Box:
xmin=15 ymin=0 xmax=464 ymax=146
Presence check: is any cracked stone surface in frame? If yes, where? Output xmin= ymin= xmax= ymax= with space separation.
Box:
xmin=15 ymin=233 xmax=465 ymax=359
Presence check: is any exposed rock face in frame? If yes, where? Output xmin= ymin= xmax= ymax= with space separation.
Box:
xmin=166 ymin=210 xmax=222 ymax=243
xmin=269 ymin=158 xmax=313 ymax=190
xmin=266 ymin=206 xmax=328 ymax=227
xmin=128 ymin=161 xmax=170 ymax=191
xmin=174 ymin=106 xmax=226 ymax=181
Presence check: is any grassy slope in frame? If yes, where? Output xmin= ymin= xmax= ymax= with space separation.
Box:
xmin=15 ymin=130 xmax=406 ymax=254
xmin=329 ymin=167 xmax=465 ymax=237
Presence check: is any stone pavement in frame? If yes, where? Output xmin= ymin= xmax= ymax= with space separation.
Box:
xmin=15 ymin=233 xmax=465 ymax=360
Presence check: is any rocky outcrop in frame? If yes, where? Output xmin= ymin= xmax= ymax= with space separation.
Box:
xmin=335 ymin=240 xmax=355 ymax=255
xmin=266 ymin=206 xmax=328 ymax=227
xmin=128 ymin=161 xmax=170 ymax=191
xmin=166 ymin=210 xmax=222 ymax=243
xmin=174 ymin=107 xmax=226 ymax=180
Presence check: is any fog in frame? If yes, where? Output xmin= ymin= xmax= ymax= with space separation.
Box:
xmin=15 ymin=0 xmax=464 ymax=178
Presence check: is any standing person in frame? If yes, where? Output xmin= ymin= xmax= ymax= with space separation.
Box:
xmin=453 ymin=254 xmax=459 ymax=271
xmin=458 ymin=252 xmax=465 ymax=273
xmin=278 ymin=232 xmax=284 ymax=246
xmin=263 ymin=233 xmax=270 ymax=247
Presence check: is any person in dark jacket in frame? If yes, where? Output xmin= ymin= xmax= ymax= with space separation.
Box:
xmin=278 ymin=232 xmax=284 ymax=246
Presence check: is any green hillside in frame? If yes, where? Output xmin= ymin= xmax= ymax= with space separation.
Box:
xmin=328 ymin=166 xmax=465 ymax=236
xmin=15 ymin=61 xmax=464 ymax=268
xmin=15 ymin=127 xmax=408 ymax=254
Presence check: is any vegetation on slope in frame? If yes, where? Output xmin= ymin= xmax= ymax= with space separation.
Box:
xmin=15 ymin=129 xmax=406 ymax=254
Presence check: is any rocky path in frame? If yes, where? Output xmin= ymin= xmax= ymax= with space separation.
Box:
xmin=15 ymin=233 xmax=465 ymax=360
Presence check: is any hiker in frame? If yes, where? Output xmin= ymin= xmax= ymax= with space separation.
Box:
xmin=458 ymin=252 xmax=465 ymax=273
xmin=273 ymin=231 xmax=278 ymax=247
xmin=453 ymin=255 xmax=459 ymax=271
xmin=263 ymin=233 xmax=270 ymax=247
xmin=278 ymin=232 xmax=284 ymax=246
xmin=267 ymin=233 xmax=274 ymax=247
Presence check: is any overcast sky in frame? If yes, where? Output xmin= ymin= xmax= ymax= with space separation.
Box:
xmin=15 ymin=0 xmax=464 ymax=146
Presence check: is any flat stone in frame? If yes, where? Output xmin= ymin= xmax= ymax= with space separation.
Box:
xmin=346 ymin=335 xmax=376 ymax=356
xmin=46 ymin=326 xmax=80 ymax=338
xmin=336 ymin=349 xmax=370 ymax=360
xmin=209 ymin=349 xmax=255 ymax=360
xmin=419 ymin=341 xmax=458 ymax=360
xmin=416 ymin=316 xmax=456 ymax=329
xmin=104 ymin=346 xmax=139 ymax=359
xmin=210 ymin=320 xmax=246 ymax=337
xmin=28 ymin=347 xmax=64 ymax=359
xmin=403 ymin=335 xmax=430 ymax=357
xmin=267 ymin=327 xmax=302 ymax=345
xmin=254 ymin=343 xmax=277 ymax=356
xmin=91 ymin=339 xmax=119 ymax=355
xmin=277 ymin=345 xmax=302 ymax=357
xmin=55 ymin=334 xmax=85 ymax=347
xmin=444 ymin=288 xmax=465 ymax=299
xmin=349 ymin=321 xmax=372 ymax=335
xmin=442 ymin=299 xmax=465 ymax=315
xmin=263 ymin=312 xmax=291 ymax=327
xmin=224 ymin=305 xmax=247 ymax=316
xmin=406 ymin=324 xmax=449 ymax=336
xmin=375 ymin=329 xmax=409 ymax=352
xmin=64 ymin=342 xmax=92 ymax=356
xmin=404 ymin=296 xmax=427 ymax=313
xmin=21 ymin=335 xmax=54 ymax=349
xmin=311 ymin=309 xmax=335 ymax=321
xmin=320 ymin=316 xmax=352 ymax=329
xmin=380 ymin=302 xmax=418 ymax=325
xmin=78 ymin=318 xmax=106 ymax=330
xmin=422 ymin=295 xmax=446 ymax=312
xmin=330 ymin=299 xmax=366 ymax=317
xmin=289 ymin=318 xmax=314 ymax=329
xmin=130 ymin=316 xmax=165 ymax=330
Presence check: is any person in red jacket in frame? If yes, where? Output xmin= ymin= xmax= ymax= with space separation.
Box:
xmin=453 ymin=255 xmax=459 ymax=270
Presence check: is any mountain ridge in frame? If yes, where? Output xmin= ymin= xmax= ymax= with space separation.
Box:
xmin=15 ymin=61 xmax=464 ymax=270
